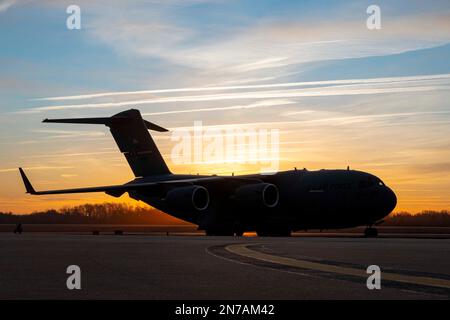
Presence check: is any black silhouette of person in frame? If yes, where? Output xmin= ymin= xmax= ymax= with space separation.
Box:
xmin=14 ymin=223 xmax=23 ymax=234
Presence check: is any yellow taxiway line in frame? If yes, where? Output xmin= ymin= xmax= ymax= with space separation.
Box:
xmin=225 ymin=243 xmax=450 ymax=289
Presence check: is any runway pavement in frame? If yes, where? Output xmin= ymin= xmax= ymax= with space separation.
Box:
xmin=0 ymin=233 xmax=449 ymax=299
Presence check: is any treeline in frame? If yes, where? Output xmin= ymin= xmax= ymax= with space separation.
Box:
xmin=0 ymin=203 xmax=189 ymax=225
xmin=0 ymin=204 xmax=449 ymax=226
xmin=383 ymin=210 xmax=450 ymax=227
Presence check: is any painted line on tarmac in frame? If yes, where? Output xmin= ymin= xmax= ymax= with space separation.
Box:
xmin=225 ymin=243 xmax=450 ymax=290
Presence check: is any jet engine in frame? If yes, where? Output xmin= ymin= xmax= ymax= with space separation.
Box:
xmin=234 ymin=183 xmax=279 ymax=208
xmin=165 ymin=185 xmax=209 ymax=211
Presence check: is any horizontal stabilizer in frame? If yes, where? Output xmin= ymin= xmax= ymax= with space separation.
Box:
xmin=41 ymin=109 xmax=170 ymax=177
xmin=43 ymin=116 xmax=168 ymax=132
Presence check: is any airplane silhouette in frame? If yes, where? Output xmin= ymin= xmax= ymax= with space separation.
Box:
xmin=19 ymin=109 xmax=396 ymax=236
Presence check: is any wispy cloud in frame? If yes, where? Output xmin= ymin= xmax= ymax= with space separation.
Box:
xmin=23 ymin=74 xmax=450 ymax=113
xmin=23 ymin=151 xmax=117 ymax=159
xmin=142 ymin=99 xmax=295 ymax=116
xmin=31 ymin=129 xmax=106 ymax=139
xmin=0 ymin=166 xmax=74 ymax=173
xmin=166 ymin=110 xmax=450 ymax=132
xmin=34 ymin=73 xmax=450 ymax=101
xmin=61 ymin=174 xmax=78 ymax=178
xmin=85 ymin=3 xmax=450 ymax=75
xmin=0 ymin=0 xmax=16 ymax=12
xmin=287 ymin=111 xmax=450 ymax=125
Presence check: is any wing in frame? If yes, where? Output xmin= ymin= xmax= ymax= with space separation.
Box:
xmin=18 ymin=168 xmax=259 ymax=196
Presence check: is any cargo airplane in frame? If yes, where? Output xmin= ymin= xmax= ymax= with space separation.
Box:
xmin=19 ymin=109 xmax=396 ymax=236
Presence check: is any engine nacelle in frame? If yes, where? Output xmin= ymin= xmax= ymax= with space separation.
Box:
xmin=165 ymin=185 xmax=209 ymax=211
xmin=234 ymin=183 xmax=279 ymax=208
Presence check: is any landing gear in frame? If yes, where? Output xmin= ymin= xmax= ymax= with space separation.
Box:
xmin=364 ymin=227 xmax=378 ymax=237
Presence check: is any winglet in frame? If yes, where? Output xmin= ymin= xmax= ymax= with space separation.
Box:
xmin=19 ymin=168 xmax=37 ymax=194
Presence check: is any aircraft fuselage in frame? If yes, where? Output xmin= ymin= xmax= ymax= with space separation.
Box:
xmin=129 ymin=169 xmax=397 ymax=235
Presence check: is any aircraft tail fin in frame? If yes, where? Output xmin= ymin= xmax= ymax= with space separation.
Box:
xmin=43 ymin=109 xmax=171 ymax=177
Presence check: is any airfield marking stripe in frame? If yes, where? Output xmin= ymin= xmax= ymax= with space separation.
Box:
xmin=225 ymin=243 xmax=450 ymax=290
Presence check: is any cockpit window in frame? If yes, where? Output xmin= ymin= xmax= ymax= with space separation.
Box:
xmin=359 ymin=177 xmax=384 ymax=188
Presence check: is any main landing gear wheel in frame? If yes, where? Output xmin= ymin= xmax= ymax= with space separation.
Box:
xmin=364 ymin=227 xmax=378 ymax=237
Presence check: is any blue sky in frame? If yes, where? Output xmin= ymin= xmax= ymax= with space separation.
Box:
xmin=1 ymin=0 xmax=450 ymax=212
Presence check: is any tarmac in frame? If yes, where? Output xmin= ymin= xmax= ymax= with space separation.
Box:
xmin=1 ymin=231 xmax=449 ymax=299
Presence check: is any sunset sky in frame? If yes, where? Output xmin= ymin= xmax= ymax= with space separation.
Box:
xmin=1 ymin=0 xmax=450 ymax=213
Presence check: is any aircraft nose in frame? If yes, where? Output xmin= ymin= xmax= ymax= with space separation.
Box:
xmin=384 ymin=186 xmax=397 ymax=214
